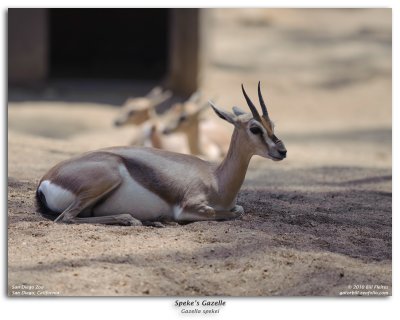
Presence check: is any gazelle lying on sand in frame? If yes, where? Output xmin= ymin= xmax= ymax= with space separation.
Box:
xmin=36 ymin=82 xmax=287 ymax=226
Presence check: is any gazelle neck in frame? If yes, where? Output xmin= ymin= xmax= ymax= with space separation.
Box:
xmin=150 ymin=125 xmax=163 ymax=149
xmin=214 ymin=128 xmax=253 ymax=207
xmin=185 ymin=121 xmax=202 ymax=155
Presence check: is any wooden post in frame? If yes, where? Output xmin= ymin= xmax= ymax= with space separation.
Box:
xmin=166 ymin=9 xmax=201 ymax=97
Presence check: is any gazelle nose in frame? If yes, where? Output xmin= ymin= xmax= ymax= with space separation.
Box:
xmin=279 ymin=149 xmax=287 ymax=157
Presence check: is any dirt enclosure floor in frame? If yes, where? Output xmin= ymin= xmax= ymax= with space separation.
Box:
xmin=7 ymin=9 xmax=391 ymax=296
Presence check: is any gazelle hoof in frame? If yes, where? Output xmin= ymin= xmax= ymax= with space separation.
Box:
xmin=143 ymin=221 xmax=166 ymax=228
xmin=118 ymin=214 xmax=142 ymax=226
xmin=232 ymin=205 xmax=244 ymax=219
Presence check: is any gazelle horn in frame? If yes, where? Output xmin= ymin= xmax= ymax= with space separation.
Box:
xmin=241 ymin=84 xmax=261 ymax=121
xmin=258 ymin=81 xmax=269 ymax=118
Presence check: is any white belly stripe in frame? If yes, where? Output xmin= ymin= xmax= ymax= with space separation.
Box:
xmin=93 ymin=164 xmax=172 ymax=220
xmin=38 ymin=180 xmax=76 ymax=213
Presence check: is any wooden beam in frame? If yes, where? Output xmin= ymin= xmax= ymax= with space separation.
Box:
xmin=166 ymin=9 xmax=201 ymax=97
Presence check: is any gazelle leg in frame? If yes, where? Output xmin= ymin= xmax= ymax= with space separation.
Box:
xmin=142 ymin=221 xmax=166 ymax=228
xmin=174 ymin=205 xmax=244 ymax=222
xmin=56 ymin=197 xmax=143 ymax=226
xmin=174 ymin=203 xmax=215 ymax=222
xmin=66 ymin=214 xmax=142 ymax=226
xmin=213 ymin=205 xmax=244 ymax=220
xmin=54 ymin=176 xmax=122 ymax=224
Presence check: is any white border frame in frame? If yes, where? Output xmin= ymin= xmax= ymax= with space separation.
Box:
xmin=1 ymin=2 xmax=397 ymax=319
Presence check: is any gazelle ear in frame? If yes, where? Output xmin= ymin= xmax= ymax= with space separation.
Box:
xmin=232 ymin=106 xmax=247 ymax=116
xmin=151 ymin=90 xmax=172 ymax=106
xmin=146 ymin=86 xmax=163 ymax=98
xmin=188 ymin=91 xmax=201 ymax=103
xmin=160 ymin=90 xmax=173 ymax=101
xmin=209 ymin=101 xmax=236 ymax=125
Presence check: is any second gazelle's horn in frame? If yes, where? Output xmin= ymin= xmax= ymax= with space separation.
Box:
xmin=257 ymin=81 xmax=269 ymax=118
xmin=241 ymin=84 xmax=261 ymax=121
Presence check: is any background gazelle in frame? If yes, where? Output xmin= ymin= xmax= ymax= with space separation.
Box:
xmin=132 ymin=101 xmax=190 ymax=153
xmin=36 ymin=82 xmax=287 ymax=226
xmin=114 ymin=86 xmax=189 ymax=151
xmin=114 ymin=86 xmax=172 ymax=145
xmin=114 ymin=86 xmax=172 ymax=127
xmin=161 ymin=93 xmax=225 ymax=160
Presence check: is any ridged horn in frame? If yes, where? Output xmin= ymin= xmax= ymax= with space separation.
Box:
xmin=258 ymin=81 xmax=269 ymax=117
xmin=241 ymin=84 xmax=261 ymax=121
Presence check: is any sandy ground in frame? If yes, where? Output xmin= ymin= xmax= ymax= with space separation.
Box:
xmin=7 ymin=9 xmax=391 ymax=296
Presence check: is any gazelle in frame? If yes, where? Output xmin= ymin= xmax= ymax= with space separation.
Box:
xmin=161 ymin=94 xmax=224 ymax=160
xmin=127 ymin=92 xmax=203 ymax=154
xmin=114 ymin=86 xmax=171 ymax=129
xmin=135 ymin=102 xmax=190 ymax=153
xmin=113 ymin=86 xmax=172 ymax=146
xmin=36 ymin=82 xmax=287 ymax=226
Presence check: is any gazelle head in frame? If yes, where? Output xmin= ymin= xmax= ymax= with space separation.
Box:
xmin=210 ymin=82 xmax=287 ymax=161
xmin=160 ymin=91 xmax=207 ymax=135
xmin=114 ymin=87 xmax=172 ymax=127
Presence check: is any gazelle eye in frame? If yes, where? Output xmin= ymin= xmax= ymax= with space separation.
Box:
xmin=250 ymin=126 xmax=263 ymax=135
xmin=272 ymin=135 xmax=280 ymax=143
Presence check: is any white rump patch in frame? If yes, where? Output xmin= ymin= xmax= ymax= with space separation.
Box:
xmin=38 ymin=180 xmax=75 ymax=213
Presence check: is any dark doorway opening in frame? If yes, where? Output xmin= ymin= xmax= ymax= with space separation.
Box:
xmin=49 ymin=9 xmax=169 ymax=80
